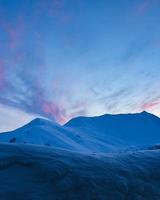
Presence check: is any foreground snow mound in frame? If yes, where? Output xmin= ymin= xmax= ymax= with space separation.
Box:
xmin=65 ymin=111 xmax=160 ymax=146
xmin=0 ymin=143 xmax=160 ymax=200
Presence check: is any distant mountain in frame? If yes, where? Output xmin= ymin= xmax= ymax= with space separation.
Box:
xmin=0 ymin=111 xmax=160 ymax=153
xmin=0 ymin=118 xmax=90 ymax=152
xmin=0 ymin=117 xmax=122 ymax=153
xmin=65 ymin=111 xmax=160 ymax=146
xmin=0 ymin=112 xmax=160 ymax=199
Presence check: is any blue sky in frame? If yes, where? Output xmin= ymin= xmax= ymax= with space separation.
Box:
xmin=0 ymin=0 xmax=160 ymax=131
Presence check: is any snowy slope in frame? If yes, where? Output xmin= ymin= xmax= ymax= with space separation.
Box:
xmin=0 ymin=113 xmax=160 ymax=199
xmin=0 ymin=112 xmax=160 ymax=153
xmin=0 ymin=143 xmax=159 ymax=200
xmin=0 ymin=118 xmax=122 ymax=153
xmin=65 ymin=111 xmax=160 ymax=146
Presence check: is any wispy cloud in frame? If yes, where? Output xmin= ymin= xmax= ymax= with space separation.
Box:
xmin=0 ymin=0 xmax=159 ymax=128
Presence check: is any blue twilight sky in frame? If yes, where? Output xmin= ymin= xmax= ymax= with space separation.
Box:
xmin=0 ymin=0 xmax=160 ymax=131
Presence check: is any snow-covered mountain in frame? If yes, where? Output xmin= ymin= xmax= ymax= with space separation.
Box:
xmin=0 ymin=111 xmax=160 ymax=153
xmin=65 ymin=111 xmax=160 ymax=146
xmin=0 ymin=117 xmax=123 ymax=153
xmin=0 ymin=112 xmax=160 ymax=199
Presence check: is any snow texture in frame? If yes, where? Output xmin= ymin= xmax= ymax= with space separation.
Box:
xmin=0 ymin=112 xmax=160 ymax=199
xmin=0 ymin=143 xmax=159 ymax=200
xmin=0 ymin=112 xmax=160 ymax=153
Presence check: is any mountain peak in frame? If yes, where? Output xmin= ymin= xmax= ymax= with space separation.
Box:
xmin=28 ymin=118 xmax=56 ymax=127
xmin=139 ymin=111 xmax=159 ymax=118
xmin=140 ymin=111 xmax=150 ymax=115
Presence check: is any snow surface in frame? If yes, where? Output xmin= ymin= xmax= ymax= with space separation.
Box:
xmin=0 ymin=112 xmax=160 ymax=153
xmin=0 ymin=143 xmax=159 ymax=200
xmin=65 ymin=111 xmax=160 ymax=146
xmin=0 ymin=117 xmax=125 ymax=153
xmin=0 ymin=112 xmax=160 ymax=199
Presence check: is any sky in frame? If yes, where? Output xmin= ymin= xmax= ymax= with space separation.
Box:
xmin=0 ymin=0 xmax=160 ymax=131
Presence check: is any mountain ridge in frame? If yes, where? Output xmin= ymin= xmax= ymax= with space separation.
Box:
xmin=0 ymin=111 xmax=159 ymax=153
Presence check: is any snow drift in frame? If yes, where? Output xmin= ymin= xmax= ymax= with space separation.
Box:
xmin=0 ymin=143 xmax=159 ymax=200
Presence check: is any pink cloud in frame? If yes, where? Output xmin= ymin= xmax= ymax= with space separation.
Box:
xmin=142 ymin=100 xmax=160 ymax=110
xmin=42 ymin=101 xmax=66 ymax=123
